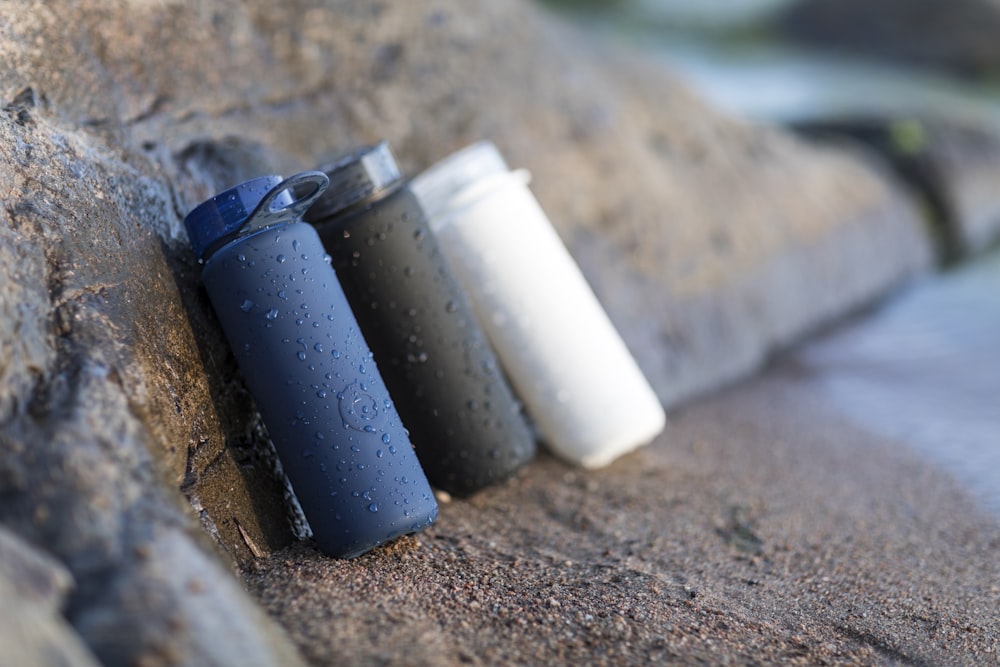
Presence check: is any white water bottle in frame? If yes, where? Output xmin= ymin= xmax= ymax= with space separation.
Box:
xmin=410 ymin=141 xmax=665 ymax=468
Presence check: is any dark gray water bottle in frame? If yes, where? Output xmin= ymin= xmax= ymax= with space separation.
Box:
xmin=304 ymin=143 xmax=536 ymax=496
xmin=183 ymin=172 xmax=437 ymax=558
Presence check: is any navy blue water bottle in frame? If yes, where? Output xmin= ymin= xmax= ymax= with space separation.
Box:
xmin=183 ymin=172 xmax=438 ymax=558
xmin=304 ymin=142 xmax=536 ymax=496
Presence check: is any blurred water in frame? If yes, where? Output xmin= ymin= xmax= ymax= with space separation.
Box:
xmin=798 ymin=251 xmax=1000 ymax=514
xmin=643 ymin=42 xmax=1000 ymax=129
xmin=598 ymin=0 xmax=797 ymax=28
xmin=542 ymin=0 xmax=1000 ymax=128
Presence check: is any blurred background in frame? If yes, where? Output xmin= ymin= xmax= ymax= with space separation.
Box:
xmin=539 ymin=0 xmax=1000 ymax=124
xmin=540 ymin=0 xmax=1000 ymax=263
xmin=538 ymin=0 xmax=1000 ymax=513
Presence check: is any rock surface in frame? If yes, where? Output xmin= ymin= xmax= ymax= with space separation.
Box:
xmin=0 ymin=526 xmax=101 ymax=667
xmin=0 ymin=0 xmax=946 ymax=664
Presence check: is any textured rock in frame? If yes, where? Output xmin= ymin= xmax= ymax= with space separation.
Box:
xmin=0 ymin=526 xmax=100 ymax=667
xmin=0 ymin=0 xmax=937 ymax=663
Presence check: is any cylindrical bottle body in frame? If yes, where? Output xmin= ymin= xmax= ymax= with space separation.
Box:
xmin=411 ymin=146 xmax=666 ymax=468
xmin=201 ymin=222 xmax=437 ymax=557
xmin=311 ymin=186 xmax=535 ymax=495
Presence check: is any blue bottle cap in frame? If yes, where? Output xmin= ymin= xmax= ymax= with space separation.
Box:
xmin=184 ymin=173 xmax=329 ymax=260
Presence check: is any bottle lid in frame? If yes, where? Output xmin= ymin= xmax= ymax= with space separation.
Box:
xmin=409 ymin=141 xmax=510 ymax=221
xmin=184 ymin=172 xmax=329 ymax=260
xmin=304 ymin=141 xmax=402 ymax=222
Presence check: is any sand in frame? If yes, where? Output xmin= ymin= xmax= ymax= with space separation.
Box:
xmin=243 ymin=363 xmax=1000 ymax=665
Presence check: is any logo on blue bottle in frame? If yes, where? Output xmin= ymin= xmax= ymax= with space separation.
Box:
xmin=338 ymin=382 xmax=388 ymax=432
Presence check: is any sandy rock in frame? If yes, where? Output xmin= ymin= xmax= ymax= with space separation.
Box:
xmin=0 ymin=0 xmax=937 ymax=663
xmin=246 ymin=351 xmax=1000 ymax=666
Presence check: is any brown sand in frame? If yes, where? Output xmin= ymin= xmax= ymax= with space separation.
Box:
xmin=244 ymin=364 xmax=1000 ymax=666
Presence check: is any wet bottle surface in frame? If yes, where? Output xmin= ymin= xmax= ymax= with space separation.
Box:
xmin=305 ymin=143 xmax=535 ymax=496
xmin=184 ymin=173 xmax=437 ymax=558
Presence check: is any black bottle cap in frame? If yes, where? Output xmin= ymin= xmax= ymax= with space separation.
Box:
xmin=305 ymin=141 xmax=402 ymax=221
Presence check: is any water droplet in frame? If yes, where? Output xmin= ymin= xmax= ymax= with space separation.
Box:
xmin=277 ymin=290 xmax=287 ymax=299
xmin=388 ymin=445 xmax=397 ymax=454
xmin=467 ymin=399 xmax=479 ymax=410
xmin=277 ymin=254 xmax=286 ymax=263
xmin=341 ymin=230 xmax=351 ymax=239
xmin=368 ymin=502 xmax=379 ymax=513
xmin=332 ymin=349 xmax=341 ymax=359
xmin=314 ymin=343 xmax=323 ymax=353
xmin=363 ymin=425 xmax=375 ymax=433
xmin=317 ymin=389 xmax=328 ymax=398
xmin=350 ymin=445 xmax=361 ymax=453
xmin=359 ymin=363 xmax=366 ymax=375
xmin=381 ymin=433 xmax=391 ymax=444
xmin=297 ymin=351 xmax=307 ymax=361
xmin=265 ymin=308 xmax=279 ymax=320
xmin=238 ymin=253 xmax=247 ymax=262
xmin=445 ymin=300 xmax=458 ymax=313
xmin=292 ymin=239 xmax=300 ymax=251
xmin=357 ymin=463 xmax=366 ymax=470
xmin=413 ymin=229 xmax=426 ymax=241
xmin=376 ymin=449 xmax=384 ymax=458
xmin=240 ymin=299 xmax=254 ymax=312
xmin=315 ymin=431 xmax=325 ymax=440
xmin=403 ymin=266 xmax=414 ymax=277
